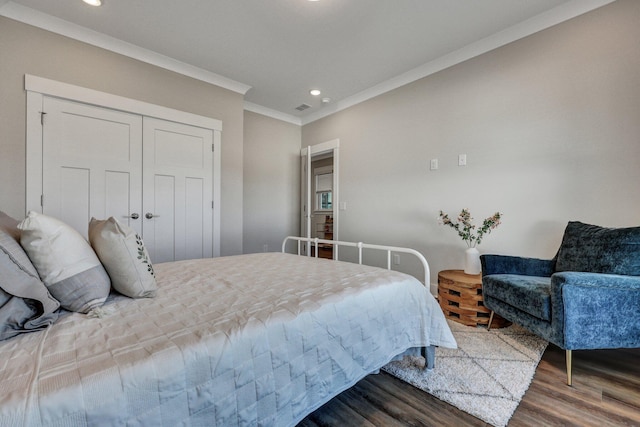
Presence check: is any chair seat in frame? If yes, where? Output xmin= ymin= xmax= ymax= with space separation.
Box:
xmin=483 ymin=274 xmax=552 ymax=321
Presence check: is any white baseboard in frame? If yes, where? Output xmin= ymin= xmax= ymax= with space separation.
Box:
xmin=430 ymin=282 xmax=438 ymax=297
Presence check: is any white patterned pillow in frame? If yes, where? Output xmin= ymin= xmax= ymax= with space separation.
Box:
xmin=89 ymin=217 xmax=157 ymax=298
xmin=18 ymin=212 xmax=110 ymax=313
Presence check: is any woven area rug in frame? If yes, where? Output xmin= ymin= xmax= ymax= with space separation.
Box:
xmin=383 ymin=320 xmax=548 ymax=427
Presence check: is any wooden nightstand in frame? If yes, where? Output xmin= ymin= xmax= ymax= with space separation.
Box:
xmin=438 ymin=269 xmax=510 ymax=328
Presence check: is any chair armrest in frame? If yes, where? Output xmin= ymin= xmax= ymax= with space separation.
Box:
xmin=480 ymin=254 xmax=554 ymax=277
xmin=550 ymin=272 xmax=640 ymax=350
xmin=552 ymin=271 xmax=640 ymax=291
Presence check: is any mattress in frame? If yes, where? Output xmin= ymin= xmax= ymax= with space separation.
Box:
xmin=0 ymin=252 xmax=456 ymax=426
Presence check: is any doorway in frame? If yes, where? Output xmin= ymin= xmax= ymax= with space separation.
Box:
xmin=300 ymin=139 xmax=339 ymax=258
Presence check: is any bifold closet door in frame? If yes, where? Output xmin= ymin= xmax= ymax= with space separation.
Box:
xmin=42 ymin=97 xmax=214 ymax=263
xmin=142 ymin=117 xmax=213 ymax=263
xmin=42 ymin=97 xmax=143 ymax=238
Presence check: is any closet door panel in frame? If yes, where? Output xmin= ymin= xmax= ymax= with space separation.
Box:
xmin=60 ymin=167 xmax=90 ymax=236
xmin=151 ymin=174 xmax=177 ymax=263
xmin=143 ymin=118 xmax=213 ymax=263
xmin=42 ymin=97 xmax=143 ymax=237
xmin=105 ymin=171 xmax=132 ymax=225
xmin=185 ymin=177 xmax=205 ymax=260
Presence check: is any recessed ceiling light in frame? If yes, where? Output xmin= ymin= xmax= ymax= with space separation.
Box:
xmin=83 ymin=0 xmax=102 ymax=6
xmin=310 ymin=89 xmax=321 ymax=96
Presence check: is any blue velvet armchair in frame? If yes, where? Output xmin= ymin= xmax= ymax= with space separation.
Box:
xmin=481 ymin=221 xmax=640 ymax=386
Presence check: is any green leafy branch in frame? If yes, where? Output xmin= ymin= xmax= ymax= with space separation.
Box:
xmin=438 ymin=208 xmax=502 ymax=248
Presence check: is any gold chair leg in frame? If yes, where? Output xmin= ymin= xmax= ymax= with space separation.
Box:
xmin=566 ymin=349 xmax=572 ymax=386
xmin=487 ymin=311 xmax=494 ymax=331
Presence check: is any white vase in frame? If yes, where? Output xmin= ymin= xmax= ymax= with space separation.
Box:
xmin=464 ymin=247 xmax=481 ymax=275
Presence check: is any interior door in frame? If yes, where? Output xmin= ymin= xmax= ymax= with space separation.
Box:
xmin=300 ymin=150 xmax=310 ymax=254
xmin=142 ymin=117 xmax=213 ymax=263
xmin=42 ymin=97 xmax=143 ymax=238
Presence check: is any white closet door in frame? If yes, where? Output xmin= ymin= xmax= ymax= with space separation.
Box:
xmin=142 ymin=117 xmax=213 ymax=263
xmin=42 ymin=97 xmax=143 ymax=238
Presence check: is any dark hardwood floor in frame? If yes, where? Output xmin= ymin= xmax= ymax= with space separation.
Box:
xmin=299 ymin=345 xmax=640 ymax=426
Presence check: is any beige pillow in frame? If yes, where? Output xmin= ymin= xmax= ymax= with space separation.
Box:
xmin=18 ymin=212 xmax=110 ymax=313
xmin=89 ymin=217 xmax=157 ymax=298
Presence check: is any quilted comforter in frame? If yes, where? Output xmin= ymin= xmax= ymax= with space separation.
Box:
xmin=0 ymin=252 xmax=456 ymax=426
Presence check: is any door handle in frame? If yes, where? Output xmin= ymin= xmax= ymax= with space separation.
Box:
xmin=129 ymin=213 xmax=140 ymax=220
xmin=145 ymin=212 xmax=158 ymax=219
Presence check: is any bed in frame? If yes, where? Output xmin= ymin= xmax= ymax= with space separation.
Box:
xmin=0 ymin=232 xmax=456 ymax=426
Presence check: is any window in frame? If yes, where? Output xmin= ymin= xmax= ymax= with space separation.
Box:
xmin=317 ymin=190 xmax=332 ymax=210
xmin=314 ymin=166 xmax=333 ymax=212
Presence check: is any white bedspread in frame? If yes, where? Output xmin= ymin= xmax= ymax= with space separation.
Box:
xmin=0 ymin=252 xmax=456 ymax=426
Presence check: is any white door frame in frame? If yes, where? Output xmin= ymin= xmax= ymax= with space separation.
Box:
xmin=24 ymin=74 xmax=222 ymax=256
xmin=300 ymin=139 xmax=339 ymax=258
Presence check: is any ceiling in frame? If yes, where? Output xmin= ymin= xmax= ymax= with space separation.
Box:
xmin=0 ymin=0 xmax=614 ymax=124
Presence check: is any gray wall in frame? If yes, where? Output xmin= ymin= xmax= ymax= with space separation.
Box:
xmin=0 ymin=17 xmax=245 ymax=255
xmin=243 ymin=111 xmax=301 ymax=253
xmin=302 ymin=0 xmax=640 ymax=286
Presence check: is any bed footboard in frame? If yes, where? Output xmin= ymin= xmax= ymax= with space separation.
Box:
xmin=282 ymin=236 xmax=430 ymax=287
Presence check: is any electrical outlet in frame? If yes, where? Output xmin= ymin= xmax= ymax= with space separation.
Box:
xmin=262 ymin=244 xmax=268 ymax=252
xmin=458 ymin=154 xmax=467 ymax=166
xmin=430 ymin=158 xmax=438 ymax=170
xmin=393 ymin=254 xmax=400 ymax=265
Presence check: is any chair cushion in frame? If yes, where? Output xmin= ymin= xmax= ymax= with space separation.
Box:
xmin=555 ymin=221 xmax=640 ymax=276
xmin=483 ymin=274 xmax=552 ymax=321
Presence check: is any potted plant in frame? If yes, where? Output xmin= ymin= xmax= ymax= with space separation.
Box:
xmin=438 ymin=209 xmax=502 ymax=274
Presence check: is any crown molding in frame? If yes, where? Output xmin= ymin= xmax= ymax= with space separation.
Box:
xmin=25 ymin=74 xmax=223 ymax=131
xmin=244 ymin=102 xmax=302 ymax=126
xmin=300 ymin=0 xmax=617 ymax=125
xmin=0 ymin=2 xmax=251 ymax=95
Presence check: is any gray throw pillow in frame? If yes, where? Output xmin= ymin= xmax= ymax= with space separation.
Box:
xmin=0 ymin=210 xmax=21 ymax=241
xmin=18 ymin=212 xmax=110 ymax=313
xmin=0 ymin=229 xmax=60 ymax=341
